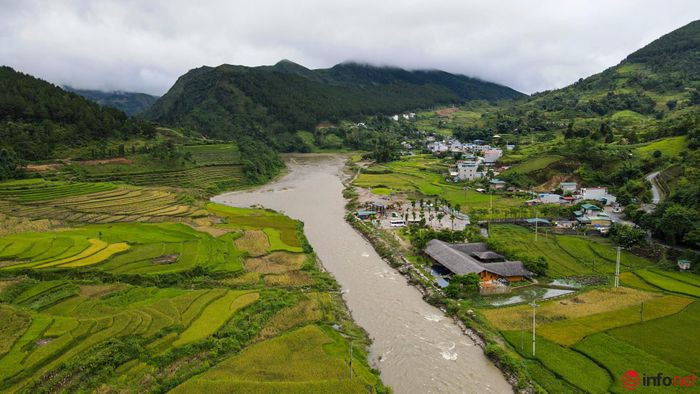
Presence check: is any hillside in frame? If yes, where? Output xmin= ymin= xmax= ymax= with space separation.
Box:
xmin=63 ymin=86 xmax=159 ymax=115
xmin=0 ymin=66 xmax=156 ymax=164
xmin=142 ymin=60 xmax=524 ymax=142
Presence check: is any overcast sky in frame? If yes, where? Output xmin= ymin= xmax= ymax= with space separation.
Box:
xmin=1 ymin=1 xmax=698 ymax=95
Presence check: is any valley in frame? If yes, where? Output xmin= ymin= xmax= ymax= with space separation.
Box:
xmin=0 ymin=12 xmax=697 ymax=394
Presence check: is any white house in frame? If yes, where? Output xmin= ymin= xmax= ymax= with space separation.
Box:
xmin=538 ymin=193 xmax=562 ymax=204
xmin=559 ymin=182 xmax=578 ymax=194
xmin=580 ymin=187 xmax=617 ymax=205
xmin=457 ymin=160 xmax=481 ymax=181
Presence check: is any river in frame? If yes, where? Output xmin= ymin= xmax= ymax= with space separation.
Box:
xmin=212 ymin=154 xmax=511 ymax=394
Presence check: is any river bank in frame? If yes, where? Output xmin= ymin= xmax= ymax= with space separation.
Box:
xmin=213 ymin=154 xmax=512 ymax=394
xmin=343 ymin=159 xmax=536 ymax=393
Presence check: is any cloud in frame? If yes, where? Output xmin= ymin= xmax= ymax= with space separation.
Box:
xmin=0 ymin=0 xmax=697 ymax=95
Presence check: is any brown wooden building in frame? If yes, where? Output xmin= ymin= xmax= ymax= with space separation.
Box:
xmin=424 ymin=240 xmax=532 ymax=283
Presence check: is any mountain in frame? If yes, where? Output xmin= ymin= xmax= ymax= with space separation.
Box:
xmin=0 ymin=66 xmax=156 ymax=162
xmin=476 ymin=19 xmax=699 ymax=146
xmin=142 ymin=61 xmax=524 ymax=139
xmin=528 ymin=20 xmax=699 ymax=117
xmin=63 ymin=86 xmax=159 ymax=116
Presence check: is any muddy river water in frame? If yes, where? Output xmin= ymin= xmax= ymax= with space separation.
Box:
xmin=212 ymin=155 xmax=511 ymax=394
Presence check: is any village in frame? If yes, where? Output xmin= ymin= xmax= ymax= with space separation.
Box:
xmin=356 ymin=126 xmax=623 ymax=235
xmin=348 ymin=115 xmax=695 ymax=303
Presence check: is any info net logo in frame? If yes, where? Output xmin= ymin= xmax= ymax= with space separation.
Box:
xmin=622 ymin=369 xmax=697 ymax=391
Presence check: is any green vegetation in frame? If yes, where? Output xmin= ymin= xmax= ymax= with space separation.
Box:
xmin=635 ymin=136 xmax=688 ymax=158
xmin=574 ymin=333 xmax=690 ymax=393
xmin=172 ymin=325 xmax=379 ymax=393
xmin=481 ymin=278 xmax=699 ymax=393
xmin=607 ymin=301 xmax=699 ymax=371
xmin=0 ymin=66 xmax=156 ymax=161
xmin=0 ymin=178 xmax=204 ymax=224
xmin=143 ymin=61 xmax=523 ymax=141
xmin=0 ymin=186 xmax=384 ymax=392
xmin=635 ymin=269 xmax=700 ymax=297
xmin=503 ymin=155 xmax=562 ymax=175
xmin=354 ymin=155 xmax=531 ymax=217
xmin=488 ymin=224 xmax=651 ymax=277
xmin=63 ymin=86 xmax=158 ymax=116
xmin=502 ymin=331 xmax=611 ymax=393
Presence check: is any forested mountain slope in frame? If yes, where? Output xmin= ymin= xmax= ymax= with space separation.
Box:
xmin=143 ymin=61 xmax=524 ymax=140
xmin=0 ymin=66 xmax=156 ymax=164
xmin=63 ymin=86 xmax=159 ymax=116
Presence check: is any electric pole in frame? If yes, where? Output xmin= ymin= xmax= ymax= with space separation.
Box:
xmin=530 ymin=301 xmax=539 ymax=357
xmin=535 ymin=211 xmax=539 ymax=241
xmin=640 ymin=302 xmax=644 ymax=322
xmin=349 ymin=340 xmax=353 ymax=379
xmin=614 ymin=246 xmax=621 ymax=288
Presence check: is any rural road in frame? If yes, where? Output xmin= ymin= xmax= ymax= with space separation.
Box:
xmin=645 ymin=171 xmax=662 ymax=204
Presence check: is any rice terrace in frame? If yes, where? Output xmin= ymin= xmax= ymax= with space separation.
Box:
xmin=1 ymin=3 xmax=699 ymax=394
xmin=0 ymin=159 xmax=385 ymax=393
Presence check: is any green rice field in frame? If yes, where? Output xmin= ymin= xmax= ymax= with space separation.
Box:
xmin=482 ymin=269 xmax=699 ymax=394
xmin=0 ymin=191 xmax=384 ymax=392
xmin=49 ymin=143 xmax=246 ymax=194
xmin=0 ymin=179 xmax=205 ymax=224
xmin=489 ymin=224 xmax=652 ymax=277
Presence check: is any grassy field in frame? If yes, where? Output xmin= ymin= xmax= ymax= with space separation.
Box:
xmin=0 ymin=189 xmax=384 ymax=392
xmin=502 ymin=155 xmax=563 ymax=175
xmin=635 ymin=136 xmax=688 ymax=158
xmin=633 ymin=269 xmax=700 ymax=297
xmin=489 ymin=224 xmax=651 ymax=277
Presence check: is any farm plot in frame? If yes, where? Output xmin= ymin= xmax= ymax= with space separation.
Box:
xmin=208 ymin=203 xmax=302 ymax=248
xmin=536 ymin=294 xmax=691 ymax=345
xmin=181 ymin=143 xmax=241 ymax=165
xmin=0 ymin=198 xmax=383 ymax=393
xmin=171 ymin=324 xmax=376 ymax=394
xmin=0 ymin=179 xmax=116 ymax=202
xmin=482 ymin=287 xmax=660 ymax=331
xmin=607 ymin=301 xmax=700 ymax=371
xmin=81 ymin=165 xmax=245 ymax=193
xmin=574 ymin=333 xmax=691 ymax=393
xmin=502 ymin=155 xmax=563 ymax=175
xmin=634 ymin=269 xmax=700 ymax=297
xmin=502 ymin=331 xmax=611 ymax=393
xmin=0 ymin=223 xmax=245 ymax=275
xmin=489 ymin=224 xmax=651 ymax=277
xmin=0 ymin=180 xmax=202 ymax=224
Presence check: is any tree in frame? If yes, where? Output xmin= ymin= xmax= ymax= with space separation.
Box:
xmin=659 ymin=204 xmax=698 ymax=245
xmin=608 ymin=223 xmax=647 ymax=248
xmin=369 ymin=132 xmax=400 ymax=163
xmin=444 ymin=273 xmax=480 ymax=298
xmin=0 ymin=148 xmax=21 ymax=180
xmin=522 ymin=256 xmax=548 ymax=276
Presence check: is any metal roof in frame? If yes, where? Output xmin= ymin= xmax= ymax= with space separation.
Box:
xmin=424 ymin=240 xmax=485 ymax=275
xmin=424 ymin=240 xmax=533 ymax=278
